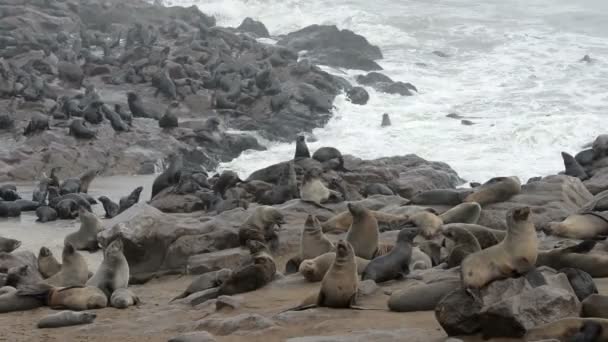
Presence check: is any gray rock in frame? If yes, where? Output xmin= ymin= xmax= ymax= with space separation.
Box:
xmin=346 ymin=87 xmax=370 ymax=105
xmin=187 ymin=248 xmax=250 ymax=275
xmin=215 ymin=295 xmax=243 ymax=311
xmin=237 ymin=18 xmax=270 ymax=38
xmin=194 ymin=313 xmax=276 ymax=336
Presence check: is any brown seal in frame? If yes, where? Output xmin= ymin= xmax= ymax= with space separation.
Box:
xmin=463 ymin=176 xmax=521 ymax=206
xmin=17 ymin=284 xmax=107 ymax=311
xmin=86 ymin=239 xmax=129 ymax=297
xmin=64 ymin=207 xmax=102 ymax=251
xmin=299 ymin=251 xmax=370 ymax=282
xmin=299 ymin=168 xmax=339 ymax=212
xmin=45 ymin=243 xmax=89 ymax=287
xmin=238 ymin=206 xmax=285 ymax=251
xmin=345 ymin=203 xmax=379 ymax=259
xmin=320 ymin=210 xmax=409 ymax=234
xmin=544 ymin=213 xmax=608 ymax=239
xmin=439 ymin=202 xmax=481 ymax=224
xmin=406 ymin=209 xmax=443 ymax=239
xmin=300 ymin=214 xmax=334 ymax=261
xmin=461 ymin=207 xmax=538 ymax=289
xmin=442 ymin=225 xmax=481 ymax=268
xmin=37 ymin=247 xmax=61 ymax=279
xmin=536 ymin=240 xmax=608 ymax=277
xmin=443 ymin=223 xmax=505 ymax=249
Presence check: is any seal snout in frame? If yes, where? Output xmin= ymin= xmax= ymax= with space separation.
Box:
xmin=513 ymin=206 xmax=531 ymax=221
xmin=336 ymin=240 xmax=348 ymax=256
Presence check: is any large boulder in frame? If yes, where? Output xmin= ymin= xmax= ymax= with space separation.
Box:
xmin=237 ymin=18 xmax=270 ymax=38
xmin=435 ymin=268 xmax=581 ymax=339
xmin=478 ymin=175 xmax=593 ymax=230
xmin=278 ymin=25 xmax=383 ymax=71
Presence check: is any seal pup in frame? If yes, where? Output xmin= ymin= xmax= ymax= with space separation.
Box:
xmin=0 ymin=286 xmax=44 ymax=313
xmin=18 ymin=284 xmax=107 ymax=311
xmin=98 ymin=196 xmax=119 ymax=218
xmin=361 ymin=228 xmax=417 ymax=282
xmin=118 ymin=186 xmax=143 ymax=213
xmin=64 ymin=207 xmax=102 ymax=251
xmin=45 ymin=243 xmax=89 ymax=287
xmin=37 ymin=310 xmax=97 ymax=328
xmin=345 ymin=203 xmax=379 ymax=260
xmin=294 ymin=135 xmax=310 ymax=159
xmin=439 ymin=202 xmax=481 ymax=224
xmin=562 ymin=151 xmax=589 ymax=180
xmin=463 ymin=176 xmax=521 ymax=206
xmin=442 ymin=225 xmax=481 ymax=268
xmin=443 ymin=223 xmax=506 ymax=249
xmin=299 ymin=252 xmax=370 ymax=282
xmin=525 ymin=318 xmax=608 ymax=341
xmin=0 ymin=237 xmax=21 ymax=253
xmin=87 ymin=239 xmax=129 ymax=297
xmin=406 ymin=209 xmax=443 ymax=239
xmin=544 ymin=213 xmax=608 ymax=240
xmin=110 ymin=288 xmax=140 ymax=309
xmin=300 ymin=214 xmax=334 ymax=261
xmin=409 ymin=246 xmax=433 ymax=270
xmin=38 ymin=247 xmax=61 ymax=279
xmin=151 ymin=153 xmax=182 ymax=200
xmin=238 ymin=206 xmax=285 ymax=251
xmin=536 ymin=240 xmax=608 ymax=277
xmin=461 ymin=207 xmax=538 ymax=289
xmin=299 ymin=168 xmax=339 ymax=212
xmin=381 ymin=113 xmax=391 ymax=127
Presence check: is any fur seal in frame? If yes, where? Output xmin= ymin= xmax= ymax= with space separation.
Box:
xmin=362 ymin=183 xmax=394 ymax=197
xmin=32 ymin=176 xmax=49 ymax=204
xmin=5 ymin=265 xmax=43 ymax=288
xmin=362 ymin=228 xmax=417 ymax=282
xmin=312 ymin=147 xmax=342 ymax=163
xmin=0 ymin=286 xmax=44 ymax=313
xmin=54 ymin=199 xmax=78 ymax=219
xmin=562 ymin=151 xmax=589 ymax=180
xmin=561 ymin=267 xmax=597 ymax=301
xmin=101 ymin=104 xmax=129 ymax=132
xmin=345 ymin=203 xmax=379 ymax=259
xmin=45 ymin=243 xmax=89 ymax=287
xmin=60 ymin=169 xmax=98 ymax=194
xmin=38 ymin=247 xmax=61 ymax=279
xmin=0 ymin=237 xmax=21 ymax=253
xmin=294 ymin=135 xmax=310 ymax=159
xmin=69 ymin=119 xmax=96 ymax=139
xmin=300 ymin=168 xmax=339 ymax=211
xmin=536 ymin=240 xmax=608 ymax=277
xmin=439 ymin=202 xmax=481 ymax=224
xmin=23 ymin=113 xmax=50 ymax=136
xmin=127 ymin=92 xmax=162 ymax=119
xmin=171 ymin=269 xmax=232 ymax=302
xmin=443 ymin=223 xmax=505 ymax=249
xmin=159 ymin=101 xmax=179 ymax=128
xmin=299 ymin=252 xmax=370 ymax=282
xmin=442 ymin=225 xmax=481 ymax=268
xmin=15 ymin=199 xmax=40 ymax=212
xmin=583 ymin=294 xmax=608 ymax=318
xmin=410 ymin=189 xmax=472 ymax=205
xmin=238 ymin=206 xmax=285 ymax=251
xmin=37 ymin=310 xmax=96 ymax=329
xmin=98 ymin=196 xmax=119 ymax=218
xmin=300 ymin=214 xmax=334 ymax=261
xmin=151 ymin=153 xmax=182 ymax=200
xmin=64 ymin=207 xmax=102 ymax=251
xmin=110 ymin=288 xmax=140 ymax=309
xmin=329 ymin=177 xmax=363 ymax=201
xmin=525 ymin=318 xmax=608 ymax=341
xmin=544 ymin=213 xmax=608 ymax=239
xmin=48 ymin=188 xmax=92 ymax=212
xmin=409 ymin=246 xmax=433 ymax=270
xmin=18 ymin=284 xmax=107 ymax=311
xmin=461 ymin=207 xmax=538 ymax=289
xmin=87 ymin=239 xmax=129 ymax=297
xmin=388 ymin=278 xmax=461 ymax=312
xmin=407 ymin=209 xmax=443 ymax=239
xmin=118 ymin=186 xmax=143 ymax=213
xmin=310 ymin=240 xmax=358 ymax=308
xmin=463 ymin=176 xmax=521 ymax=206
xmin=381 ymin=113 xmax=391 ymax=127
xmin=0 ymin=202 xmax=21 ymax=217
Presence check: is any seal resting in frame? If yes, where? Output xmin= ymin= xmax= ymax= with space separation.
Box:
xmin=110 ymin=288 xmax=140 ymax=309
xmin=18 ymin=284 xmax=107 ymax=311
xmin=45 ymin=243 xmax=89 ymax=287
xmin=0 ymin=286 xmax=44 ymax=313
xmin=36 ymin=206 xmax=58 ymax=222
xmin=439 ymin=202 xmax=481 ymax=224
xmin=544 ymin=213 xmax=608 ymax=239
xmin=345 ymin=202 xmax=379 ymax=260
xmin=37 ymin=310 xmax=97 ymax=328
xmin=238 ymin=206 xmax=285 ymax=251
xmin=362 ymin=228 xmax=417 ymax=282
xmin=171 ymin=269 xmax=232 ymax=302
xmin=38 ymin=247 xmax=61 ymax=279
xmin=388 ymin=278 xmax=461 ymax=312
xmin=536 ymin=240 xmax=608 ymax=277
xmin=463 ymin=176 xmax=521 ymax=206
xmin=0 ymin=237 xmax=21 ymax=253
xmin=64 ymin=207 xmax=102 ymax=251
xmin=299 ymin=252 xmax=370 ymax=282
xmin=410 ymin=189 xmax=472 ymax=206
xmin=461 ymin=207 xmax=538 ymax=289
xmin=87 ymin=239 xmax=129 ymax=297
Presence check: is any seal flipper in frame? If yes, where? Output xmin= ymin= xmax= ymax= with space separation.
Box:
xmin=563 ymin=240 xmax=597 ymax=254
xmin=285 ymin=257 xmax=301 ymax=275
xmin=572 ymin=321 xmax=603 ymax=342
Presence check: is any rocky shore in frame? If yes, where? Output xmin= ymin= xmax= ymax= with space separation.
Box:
xmin=3 ymin=1 xmax=608 ymax=342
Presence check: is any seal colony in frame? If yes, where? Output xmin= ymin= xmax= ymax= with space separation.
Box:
xmin=0 ymin=0 xmax=607 ymax=340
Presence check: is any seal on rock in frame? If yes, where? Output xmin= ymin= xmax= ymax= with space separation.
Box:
xmin=544 ymin=213 xmax=608 ymax=240
xmin=64 ymin=207 xmax=102 ymax=251
xmin=562 ymin=151 xmax=589 ymax=180
xmin=45 ymin=243 xmax=89 ymax=287
xmin=461 ymin=207 xmax=538 ymax=289
xmin=300 ymin=214 xmax=334 ymax=261
xmin=87 ymin=239 xmax=129 ymax=297
xmin=238 ymin=206 xmax=285 ymax=251
xmin=38 ymin=247 xmax=61 ymax=279
xmin=536 ymin=240 xmax=608 ymax=277
xmin=118 ymin=186 xmax=143 ymax=213
xmin=345 ymin=202 xmax=379 ymax=259
xmin=294 ymin=135 xmax=310 ymax=159
xmin=439 ymin=202 xmax=481 ymax=224
xmin=410 ymin=189 xmax=472 ymax=206
xmin=299 ymin=168 xmax=339 ymax=211
xmin=362 ymin=228 xmax=417 ymax=282
xmin=37 ymin=310 xmax=97 ymax=329
xmin=0 ymin=237 xmax=21 ymax=253
xmin=151 ymin=153 xmax=182 ymax=200
xmin=443 ymin=223 xmax=505 ymax=249
xmin=381 ymin=113 xmax=391 ymax=127
xmin=463 ymin=176 xmax=521 ymax=206
xmin=442 ymin=225 xmax=481 ymax=268
xmin=299 ymin=252 xmax=370 ymax=282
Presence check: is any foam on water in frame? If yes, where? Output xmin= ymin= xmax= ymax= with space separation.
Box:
xmin=171 ymin=0 xmax=608 ymax=182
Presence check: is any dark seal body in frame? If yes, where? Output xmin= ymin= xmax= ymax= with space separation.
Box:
xmin=361 ymin=228 xmax=416 ymax=282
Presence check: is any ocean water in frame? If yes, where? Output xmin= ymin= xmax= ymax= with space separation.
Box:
xmin=177 ymin=0 xmax=607 ymax=183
